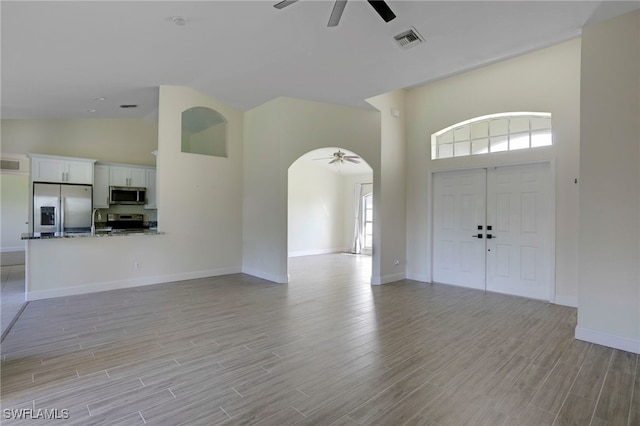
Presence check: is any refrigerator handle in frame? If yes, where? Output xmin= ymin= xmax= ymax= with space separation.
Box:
xmin=60 ymin=197 xmax=65 ymax=233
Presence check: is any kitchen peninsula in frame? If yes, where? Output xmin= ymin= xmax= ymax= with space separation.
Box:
xmin=22 ymin=229 xmax=173 ymax=301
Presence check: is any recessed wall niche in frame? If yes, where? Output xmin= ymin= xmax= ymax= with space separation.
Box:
xmin=181 ymin=106 xmax=228 ymax=157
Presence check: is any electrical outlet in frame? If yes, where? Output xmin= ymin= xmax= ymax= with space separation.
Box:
xmin=134 ymin=261 xmax=140 ymax=270
xmin=394 ymin=259 xmax=400 ymax=266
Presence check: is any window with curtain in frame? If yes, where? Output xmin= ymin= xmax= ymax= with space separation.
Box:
xmin=363 ymin=193 xmax=373 ymax=252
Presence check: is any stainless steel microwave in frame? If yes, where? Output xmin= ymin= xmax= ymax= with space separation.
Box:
xmin=109 ymin=186 xmax=146 ymax=205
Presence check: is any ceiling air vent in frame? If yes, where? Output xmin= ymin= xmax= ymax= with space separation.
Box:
xmin=393 ymin=27 xmax=424 ymax=49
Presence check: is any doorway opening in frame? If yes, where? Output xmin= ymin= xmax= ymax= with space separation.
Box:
xmin=287 ymin=147 xmax=373 ymax=282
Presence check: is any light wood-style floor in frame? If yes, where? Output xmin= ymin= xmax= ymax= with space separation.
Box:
xmin=1 ymin=264 xmax=26 ymax=340
xmin=1 ymin=254 xmax=638 ymax=425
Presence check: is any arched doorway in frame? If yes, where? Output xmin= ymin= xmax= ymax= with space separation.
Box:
xmin=287 ymin=147 xmax=373 ymax=282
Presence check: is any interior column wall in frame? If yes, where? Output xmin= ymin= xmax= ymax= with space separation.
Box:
xmin=366 ymin=90 xmax=408 ymax=284
xmin=576 ymin=10 xmax=640 ymax=353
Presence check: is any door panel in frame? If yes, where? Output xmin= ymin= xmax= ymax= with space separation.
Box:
xmin=61 ymin=185 xmax=92 ymax=230
xmin=486 ymin=163 xmax=550 ymax=300
xmin=432 ymin=163 xmax=551 ymax=301
xmin=432 ymin=168 xmax=486 ymax=290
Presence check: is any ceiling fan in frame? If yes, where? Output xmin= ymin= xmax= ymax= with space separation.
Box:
xmin=274 ymin=0 xmax=396 ymax=27
xmin=314 ymin=150 xmax=362 ymax=164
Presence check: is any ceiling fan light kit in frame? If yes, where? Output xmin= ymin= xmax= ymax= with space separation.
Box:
xmin=274 ymin=0 xmax=396 ymax=27
xmin=314 ymin=150 xmax=362 ymax=165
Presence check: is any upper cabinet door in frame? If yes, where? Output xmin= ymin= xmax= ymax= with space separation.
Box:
xmin=32 ymin=157 xmax=66 ymax=183
xmin=128 ymin=168 xmax=146 ymax=187
xmin=109 ymin=166 xmax=146 ymax=187
xmin=109 ymin=166 xmax=131 ymax=187
xmin=65 ymin=160 xmax=93 ymax=184
xmin=31 ymin=156 xmax=94 ymax=184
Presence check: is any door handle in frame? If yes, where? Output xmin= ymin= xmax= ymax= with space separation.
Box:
xmin=472 ymin=234 xmax=483 ymax=239
xmin=60 ymin=198 xmax=65 ymax=233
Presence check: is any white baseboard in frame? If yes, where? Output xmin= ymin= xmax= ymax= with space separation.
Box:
xmin=554 ymin=295 xmax=578 ymax=308
xmin=288 ymin=248 xmax=347 ymax=258
xmin=405 ymin=273 xmax=430 ymax=283
xmin=371 ymin=272 xmax=406 ymax=286
xmin=242 ymin=267 xmax=289 ymax=284
xmin=575 ymin=326 xmax=640 ymax=354
xmin=26 ymin=266 xmax=242 ymax=301
xmin=1 ymin=247 xmax=24 ymax=253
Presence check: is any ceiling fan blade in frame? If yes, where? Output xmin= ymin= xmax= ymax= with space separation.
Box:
xmin=313 ymin=157 xmax=334 ymax=161
xmin=328 ymin=158 xmax=340 ymax=164
xmin=328 ymin=0 xmax=347 ymax=27
xmin=274 ymin=0 xmax=299 ymax=9
xmin=367 ymin=0 xmax=396 ymax=22
xmin=345 ymin=158 xmax=361 ymax=164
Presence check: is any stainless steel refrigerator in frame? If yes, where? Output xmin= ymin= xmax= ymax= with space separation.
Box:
xmin=33 ymin=183 xmax=92 ymax=234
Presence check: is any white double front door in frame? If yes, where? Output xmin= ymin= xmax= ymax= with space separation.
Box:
xmin=432 ymin=163 xmax=552 ymax=301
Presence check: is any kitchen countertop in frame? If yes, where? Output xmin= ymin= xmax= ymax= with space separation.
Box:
xmin=22 ymin=229 xmax=164 ymax=240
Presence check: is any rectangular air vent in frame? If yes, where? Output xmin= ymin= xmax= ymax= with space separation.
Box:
xmin=1 ymin=159 xmax=20 ymax=171
xmin=394 ymin=27 xmax=424 ymax=49
xmin=0 ymin=155 xmax=29 ymax=175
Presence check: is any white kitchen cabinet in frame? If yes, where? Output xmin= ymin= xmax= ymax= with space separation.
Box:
xmin=30 ymin=155 xmax=94 ymax=184
xmin=144 ymin=168 xmax=157 ymax=209
xmin=93 ymin=164 xmax=110 ymax=208
xmin=109 ymin=166 xmax=146 ymax=187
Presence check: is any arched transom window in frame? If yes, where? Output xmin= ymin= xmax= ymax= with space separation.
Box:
xmin=431 ymin=112 xmax=552 ymax=160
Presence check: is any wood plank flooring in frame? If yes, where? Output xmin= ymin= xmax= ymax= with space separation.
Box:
xmin=1 ymin=264 xmax=26 ymax=340
xmin=1 ymin=253 xmax=638 ymax=425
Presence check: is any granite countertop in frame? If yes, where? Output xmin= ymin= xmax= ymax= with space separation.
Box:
xmin=22 ymin=229 xmax=164 ymax=240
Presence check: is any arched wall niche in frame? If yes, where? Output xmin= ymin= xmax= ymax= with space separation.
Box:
xmin=181 ymin=106 xmax=228 ymax=158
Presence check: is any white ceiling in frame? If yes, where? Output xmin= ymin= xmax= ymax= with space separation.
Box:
xmin=2 ymin=1 xmax=639 ymax=121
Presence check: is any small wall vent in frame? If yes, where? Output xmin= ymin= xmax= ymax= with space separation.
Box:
xmin=0 ymin=155 xmax=29 ymax=175
xmin=1 ymin=159 xmax=20 ymax=171
xmin=393 ymin=27 xmax=424 ymax=49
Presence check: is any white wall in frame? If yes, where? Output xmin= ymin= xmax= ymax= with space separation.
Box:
xmin=288 ymin=161 xmax=373 ymax=258
xmin=288 ymin=160 xmax=345 ymax=257
xmin=24 ymin=86 xmax=244 ymax=299
xmin=405 ymin=39 xmax=581 ymax=306
xmin=243 ymin=97 xmax=381 ymax=283
xmin=185 ymin=121 xmax=227 ymax=157
xmin=1 ymin=119 xmax=158 ymax=166
xmin=0 ymin=173 xmax=29 ymax=251
xmin=577 ymin=10 xmax=640 ymax=353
